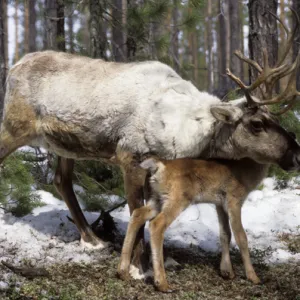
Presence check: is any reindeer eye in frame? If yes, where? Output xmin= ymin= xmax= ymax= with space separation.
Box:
xmin=251 ymin=120 xmax=264 ymax=132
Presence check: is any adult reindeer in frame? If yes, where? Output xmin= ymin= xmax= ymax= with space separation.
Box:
xmin=1 ymin=7 xmax=300 ymax=275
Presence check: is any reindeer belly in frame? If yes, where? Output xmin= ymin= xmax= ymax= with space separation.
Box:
xmin=35 ymin=116 xmax=117 ymax=160
xmin=193 ymin=192 xmax=224 ymax=206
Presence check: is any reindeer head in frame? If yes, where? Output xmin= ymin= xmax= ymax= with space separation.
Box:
xmin=210 ymin=8 xmax=300 ymax=171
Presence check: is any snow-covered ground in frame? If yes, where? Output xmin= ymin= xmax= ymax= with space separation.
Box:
xmin=0 ymin=177 xmax=300 ymax=270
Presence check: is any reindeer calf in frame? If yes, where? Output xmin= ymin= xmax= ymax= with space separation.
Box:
xmin=118 ymin=157 xmax=268 ymax=292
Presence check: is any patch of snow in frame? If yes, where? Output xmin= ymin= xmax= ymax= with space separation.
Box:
xmin=112 ymin=177 xmax=300 ymax=264
xmin=0 ymin=281 xmax=9 ymax=290
xmin=0 ymin=177 xmax=300 ymax=274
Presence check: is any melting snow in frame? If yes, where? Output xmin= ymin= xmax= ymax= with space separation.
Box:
xmin=0 ymin=177 xmax=300 ymax=271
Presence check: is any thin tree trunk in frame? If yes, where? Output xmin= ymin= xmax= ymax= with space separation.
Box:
xmin=0 ymin=0 xmax=5 ymax=119
xmin=122 ymin=0 xmax=127 ymax=57
xmin=293 ymin=0 xmax=300 ymax=89
xmin=14 ymin=0 xmax=19 ymax=63
xmin=218 ymin=0 xmax=228 ymax=98
xmin=112 ymin=0 xmax=124 ymax=62
xmin=57 ymin=0 xmax=65 ymax=51
xmin=45 ymin=0 xmax=57 ymax=50
xmin=80 ymin=7 xmax=90 ymax=55
xmin=29 ymin=0 xmax=37 ymax=52
xmin=3 ymin=0 xmax=8 ymax=69
xmin=24 ymin=0 xmax=30 ymax=53
xmin=68 ymin=8 xmax=74 ymax=53
xmin=206 ymin=0 xmax=213 ymax=93
xmin=172 ymin=0 xmax=179 ymax=72
xmin=229 ymin=0 xmax=242 ymax=84
xmin=89 ymin=0 xmax=107 ymax=59
xmin=239 ymin=3 xmax=244 ymax=81
xmin=192 ymin=32 xmax=198 ymax=85
xmin=224 ymin=1 xmax=230 ymax=72
xmin=248 ymin=0 xmax=278 ymax=96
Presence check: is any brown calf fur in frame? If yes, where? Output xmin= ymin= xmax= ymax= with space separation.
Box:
xmin=118 ymin=157 xmax=269 ymax=292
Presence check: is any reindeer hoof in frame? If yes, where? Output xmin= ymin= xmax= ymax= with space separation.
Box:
xmin=155 ymin=282 xmax=174 ymax=293
xmin=247 ymin=272 xmax=261 ymax=284
xmin=80 ymin=237 xmax=110 ymax=250
xmin=220 ymin=269 xmax=235 ymax=280
xmin=117 ymin=269 xmax=131 ymax=282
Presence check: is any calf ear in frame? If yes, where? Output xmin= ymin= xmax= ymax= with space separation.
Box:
xmin=140 ymin=158 xmax=158 ymax=173
xmin=210 ymin=105 xmax=243 ymax=124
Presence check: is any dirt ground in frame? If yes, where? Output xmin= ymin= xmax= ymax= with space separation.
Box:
xmin=1 ymin=240 xmax=300 ymax=300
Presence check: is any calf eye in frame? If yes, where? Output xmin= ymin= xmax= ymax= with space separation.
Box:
xmin=251 ymin=120 xmax=264 ymax=132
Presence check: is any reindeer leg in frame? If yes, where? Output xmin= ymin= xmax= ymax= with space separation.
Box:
xmin=118 ymin=202 xmax=157 ymax=281
xmin=54 ymin=156 xmax=108 ymax=249
xmin=228 ymin=200 xmax=260 ymax=284
xmin=216 ymin=205 xmax=235 ymax=279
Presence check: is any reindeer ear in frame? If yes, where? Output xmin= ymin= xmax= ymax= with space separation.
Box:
xmin=210 ymin=105 xmax=243 ymax=124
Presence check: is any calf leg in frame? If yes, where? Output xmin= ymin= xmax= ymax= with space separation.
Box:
xmin=149 ymin=202 xmax=186 ymax=292
xmin=54 ymin=156 xmax=108 ymax=249
xmin=118 ymin=202 xmax=158 ymax=281
xmin=228 ymin=200 xmax=260 ymax=284
xmin=216 ymin=205 xmax=235 ymax=279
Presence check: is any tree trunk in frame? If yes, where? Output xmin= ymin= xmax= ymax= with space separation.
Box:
xmin=80 ymin=7 xmax=90 ymax=55
xmin=112 ymin=0 xmax=124 ymax=62
xmin=89 ymin=0 xmax=107 ymax=59
xmin=57 ymin=0 xmax=65 ymax=51
xmin=45 ymin=0 xmax=57 ymax=50
xmin=206 ymin=0 xmax=213 ymax=93
xmin=217 ymin=0 xmax=229 ymax=98
xmin=29 ymin=0 xmax=37 ymax=52
xmin=239 ymin=3 xmax=244 ymax=81
xmin=14 ymin=0 xmax=19 ymax=63
xmin=293 ymin=0 xmax=300 ymax=90
xmin=68 ymin=7 xmax=74 ymax=53
xmin=248 ymin=0 xmax=278 ymax=96
xmin=0 ymin=0 xmax=5 ymax=119
xmin=192 ymin=32 xmax=198 ymax=85
xmin=24 ymin=0 xmax=30 ymax=53
xmin=229 ymin=0 xmax=242 ymax=83
xmin=172 ymin=0 xmax=179 ymax=72
xmin=2 ymin=0 xmax=8 ymax=71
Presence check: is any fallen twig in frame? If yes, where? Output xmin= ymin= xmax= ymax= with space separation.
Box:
xmin=1 ymin=261 xmax=49 ymax=279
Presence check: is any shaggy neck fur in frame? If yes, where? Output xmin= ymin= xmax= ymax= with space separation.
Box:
xmin=202 ymin=121 xmax=242 ymax=160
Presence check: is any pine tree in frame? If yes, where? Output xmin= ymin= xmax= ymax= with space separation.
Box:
xmin=248 ymin=0 xmax=278 ymax=95
xmin=29 ymin=0 xmax=37 ymax=52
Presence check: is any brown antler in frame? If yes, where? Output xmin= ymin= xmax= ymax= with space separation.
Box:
xmin=226 ymin=7 xmax=300 ymax=114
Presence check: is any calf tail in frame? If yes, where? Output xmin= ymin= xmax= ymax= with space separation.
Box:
xmin=140 ymin=157 xmax=159 ymax=174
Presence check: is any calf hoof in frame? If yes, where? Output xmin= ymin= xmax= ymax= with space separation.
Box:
xmin=117 ymin=269 xmax=131 ymax=282
xmin=220 ymin=269 xmax=235 ymax=280
xmin=247 ymin=272 xmax=261 ymax=284
xmin=155 ymin=281 xmax=174 ymax=293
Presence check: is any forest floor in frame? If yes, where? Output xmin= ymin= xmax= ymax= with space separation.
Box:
xmin=1 ymin=240 xmax=300 ymax=300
